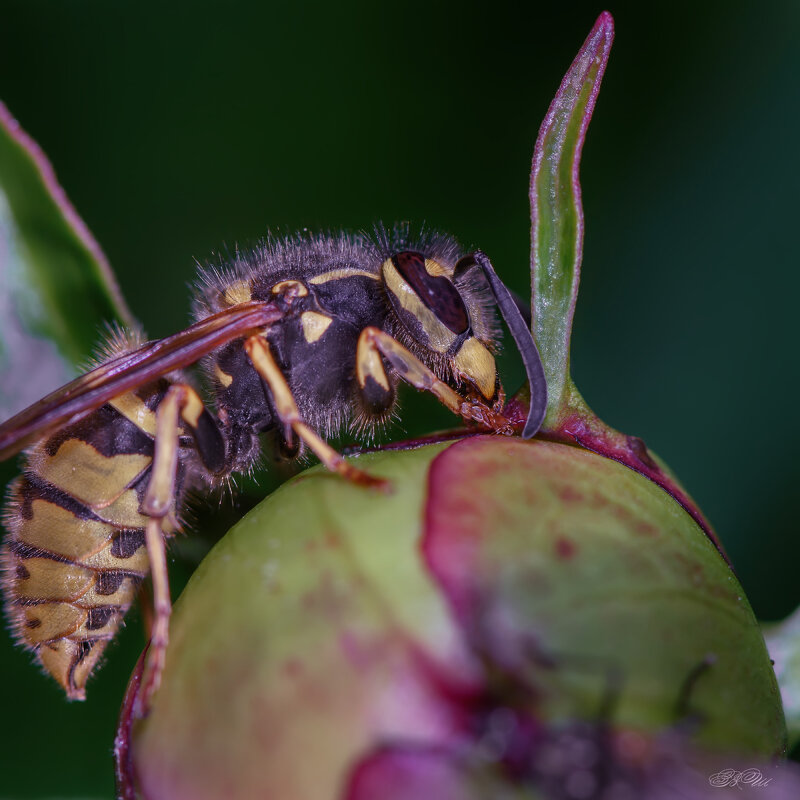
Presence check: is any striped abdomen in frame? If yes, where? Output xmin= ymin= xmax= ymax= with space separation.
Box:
xmin=1 ymin=386 xmax=182 ymax=700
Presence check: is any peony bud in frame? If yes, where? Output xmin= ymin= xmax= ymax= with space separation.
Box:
xmin=117 ymin=12 xmax=790 ymax=799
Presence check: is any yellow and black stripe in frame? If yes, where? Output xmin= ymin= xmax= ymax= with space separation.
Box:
xmin=1 ymin=383 xmax=181 ymax=700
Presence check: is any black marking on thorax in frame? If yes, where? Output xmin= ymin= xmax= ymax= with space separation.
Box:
xmin=215 ymin=270 xmax=391 ymax=436
xmin=270 ymin=274 xmax=389 ymax=409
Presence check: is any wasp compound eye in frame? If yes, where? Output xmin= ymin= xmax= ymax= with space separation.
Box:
xmin=382 ymin=251 xmax=470 ymax=353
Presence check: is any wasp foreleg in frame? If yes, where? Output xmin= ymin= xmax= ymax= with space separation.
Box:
xmin=357 ymin=327 xmax=513 ymax=433
xmin=244 ymin=336 xmax=389 ymax=491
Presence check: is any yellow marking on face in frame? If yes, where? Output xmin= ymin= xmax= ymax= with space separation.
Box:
xmin=309 ymin=269 xmax=379 ymax=285
xmin=109 ymin=393 xmax=157 ymax=436
xmin=453 ymin=337 xmax=497 ymax=400
xmin=223 ymin=280 xmax=252 ymax=306
xmin=19 ymin=500 xmax=114 ymax=561
xmin=356 ymin=336 xmax=390 ymax=392
xmin=424 ymin=258 xmax=453 ymax=278
xmin=214 ymin=363 xmax=234 ymax=387
xmin=13 ymin=558 xmax=95 ymax=602
xmin=33 ymin=440 xmax=151 ymax=510
xmin=21 ymin=602 xmax=85 ymax=644
xmin=300 ymin=311 xmax=333 ymax=344
xmin=271 ymin=280 xmax=309 ymax=297
xmin=381 ymin=259 xmax=456 ymax=353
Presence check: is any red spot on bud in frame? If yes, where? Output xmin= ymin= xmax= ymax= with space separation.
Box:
xmin=282 ymin=658 xmax=303 ymax=678
xmin=555 ymin=537 xmax=576 ymax=560
xmin=635 ymin=521 xmax=658 ymax=537
xmin=557 ymin=486 xmax=584 ymax=504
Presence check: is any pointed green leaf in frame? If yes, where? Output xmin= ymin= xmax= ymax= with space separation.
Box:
xmin=530 ymin=12 xmax=613 ymax=425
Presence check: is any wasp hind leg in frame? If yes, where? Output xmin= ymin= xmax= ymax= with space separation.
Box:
xmin=136 ymin=383 xmax=224 ymax=716
xmin=244 ymin=336 xmax=389 ymax=491
xmin=356 ymin=327 xmax=513 ymax=433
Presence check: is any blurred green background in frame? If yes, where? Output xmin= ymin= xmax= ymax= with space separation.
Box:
xmin=0 ymin=0 xmax=798 ymax=796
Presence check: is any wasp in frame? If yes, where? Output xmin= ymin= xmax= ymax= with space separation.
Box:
xmin=0 ymin=225 xmax=546 ymax=711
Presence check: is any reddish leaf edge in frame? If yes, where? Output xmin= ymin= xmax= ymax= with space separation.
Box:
xmin=114 ymin=646 xmax=146 ymax=800
xmin=0 ymin=99 xmax=134 ymax=326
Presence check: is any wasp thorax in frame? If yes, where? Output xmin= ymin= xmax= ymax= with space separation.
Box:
xmin=381 ymin=251 xmax=498 ymax=402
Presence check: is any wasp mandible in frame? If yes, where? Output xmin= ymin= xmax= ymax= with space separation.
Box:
xmin=0 ymin=225 xmax=546 ymax=711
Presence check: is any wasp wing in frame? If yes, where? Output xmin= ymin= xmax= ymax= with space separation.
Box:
xmin=0 ymin=302 xmax=283 ymax=460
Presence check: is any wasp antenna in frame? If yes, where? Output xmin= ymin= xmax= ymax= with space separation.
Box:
xmin=464 ymin=251 xmax=547 ymax=439
xmin=507 ymin=287 xmax=532 ymax=328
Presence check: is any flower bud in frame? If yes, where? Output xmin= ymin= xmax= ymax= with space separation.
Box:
xmin=121 ymin=436 xmax=783 ymax=799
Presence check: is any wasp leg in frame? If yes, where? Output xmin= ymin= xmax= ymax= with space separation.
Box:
xmin=135 ymin=517 xmax=171 ymax=717
xmin=357 ymin=327 xmax=514 ymax=433
xmin=244 ymin=335 xmax=389 ymax=491
xmin=136 ymin=383 xmax=215 ymax=716
xmin=276 ymin=426 xmax=301 ymax=461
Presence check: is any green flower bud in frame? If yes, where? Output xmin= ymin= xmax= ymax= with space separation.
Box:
xmin=121 ymin=436 xmax=784 ymax=799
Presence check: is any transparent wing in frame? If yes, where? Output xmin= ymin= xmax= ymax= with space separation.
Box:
xmin=0 ymin=302 xmax=283 ymax=459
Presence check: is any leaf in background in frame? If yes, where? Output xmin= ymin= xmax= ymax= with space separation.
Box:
xmin=0 ymin=100 xmax=133 ymax=418
xmin=527 ymin=13 xmax=723 ymax=557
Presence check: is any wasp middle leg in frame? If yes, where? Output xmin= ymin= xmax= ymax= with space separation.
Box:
xmin=356 ymin=327 xmax=514 ymax=434
xmin=244 ymin=336 xmax=390 ymax=491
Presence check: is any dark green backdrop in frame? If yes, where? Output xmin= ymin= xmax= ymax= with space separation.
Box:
xmin=0 ymin=1 xmax=798 ymax=797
